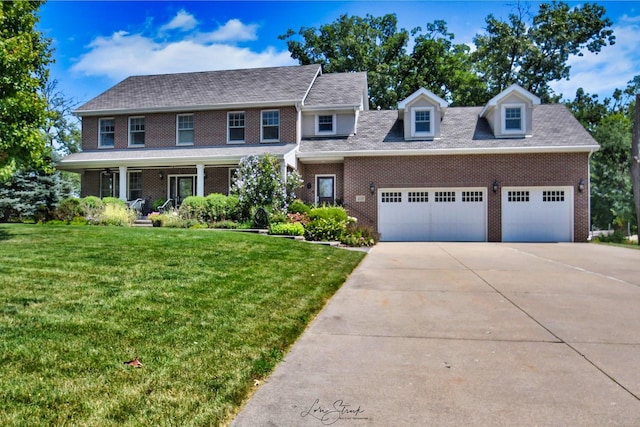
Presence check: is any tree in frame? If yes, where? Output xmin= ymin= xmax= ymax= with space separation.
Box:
xmin=0 ymin=1 xmax=54 ymax=179
xmin=0 ymin=170 xmax=72 ymax=222
xmin=472 ymin=1 xmax=615 ymax=102
xmin=280 ymin=14 xmax=410 ymax=109
xmin=632 ymin=94 xmax=640 ymax=242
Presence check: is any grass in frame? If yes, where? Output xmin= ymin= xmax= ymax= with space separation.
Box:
xmin=0 ymin=224 xmax=365 ymax=426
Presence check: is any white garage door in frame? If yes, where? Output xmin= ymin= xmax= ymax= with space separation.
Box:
xmin=378 ymin=188 xmax=487 ymax=242
xmin=502 ymin=187 xmax=573 ymax=242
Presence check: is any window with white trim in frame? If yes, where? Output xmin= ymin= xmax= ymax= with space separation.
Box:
xmin=100 ymin=171 xmax=119 ymax=198
xmin=228 ymin=112 xmax=245 ymax=143
xmin=177 ymin=114 xmax=194 ymax=145
xmin=129 ymin=171 xmax=143 ymax=200
xmin=501 ymin=104 xmax=525 ymax=134
xmin=316 ymin=114 xmax=335 ymax=134
xmin=99 ymin=118 xmax=115 ymax=148
xmin=411 ymin=107 xmax=435 ymax=137
xmin=128 ymin=117 xmax=145 ymax=146
xmin=261 ymin=110 xmax=280 ymax=142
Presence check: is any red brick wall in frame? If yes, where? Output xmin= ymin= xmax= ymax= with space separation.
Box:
xmin=298 ymin=163 xmax=345 ymax=204
xmin=301 ymin=152 xmax=590 ymax=242
xmin=80 ymin=107 xmax=297 ymax=150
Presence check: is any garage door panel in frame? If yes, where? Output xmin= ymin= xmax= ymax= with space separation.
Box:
xmin=378 ymin=188 xmax=486 ymax=242
xmin=502 ymin=187 xmax=573 ymax=242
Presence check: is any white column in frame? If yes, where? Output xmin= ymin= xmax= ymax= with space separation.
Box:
xmin=280 ymin=160 xmax=287 ymax=183
xmin=196 ymin=164 xmax=205 ymax=197
xmin=118 ymin=166 xmax=127 ymax=201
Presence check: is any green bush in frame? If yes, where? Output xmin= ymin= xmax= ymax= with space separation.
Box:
xmin=210 ymin=220 xmax=240 ymax=229
xmin=341 ymin=223 xmax=378 ymax=247
xmin=97 ymin=204 xmax=137 ymax=226
xmin=178 ymin=196 xmax=208 ymax=222
xmin=595 ymin=230 xmax=628 ymax=244
xmin=205 ymin=193 xmax=229 ymax=221
xmin=102 ymin=197 xmax=125 ymax=206
xmin=309 ymin=205 xmax=348 ymax=222
xmin=269 ymin=222 xmax=305 ymax=236
xmin=288 ymin=199 xmax=311 ymax=215
xmin=304 ymin=217 xmax=347 ymax=241
xmin=55 ymin=198 xmax=84 ymax=223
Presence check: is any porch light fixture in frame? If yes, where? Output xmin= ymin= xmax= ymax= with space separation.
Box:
xmin=158 ymin=171 xmax=164 ymax=180
xmin=578 ymin=178 xmax=585 ymax=192
xmin=369 ymin=182 xmax=376 ymax=195
xmin=105 ymin=168 xmax=111 ymax=176
xmin=492 ymin=180 xmax=499 ymax=193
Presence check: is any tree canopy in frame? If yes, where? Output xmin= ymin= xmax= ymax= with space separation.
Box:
xmin=280 ymin=2 xmax=615 ymax=108
xmin=0 ymin=0 xmax=53 ymax=179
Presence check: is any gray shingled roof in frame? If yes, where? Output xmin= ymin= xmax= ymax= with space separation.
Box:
xmin=304 ymin=72 xmax=368 ymax=108
xmin=298 ymin=104 xmax=598 ymax=155
xmin=57 ymin=144 xmax=298 ymax=170
xmin=74 ymin=65 xmax=321 ymax=114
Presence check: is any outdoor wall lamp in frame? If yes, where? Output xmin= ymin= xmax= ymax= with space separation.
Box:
xmin=492 ymin=180 xmax=499 ymax=193
xmin=369 ymin=182 xmax=376 ymax=195
xmin=158 ymin=171 xmax=164 ymax=180
xmin=105 ymin=168 xmax=111 ymax=176
xmin=578 ymin=178 xmax=585 ymax=193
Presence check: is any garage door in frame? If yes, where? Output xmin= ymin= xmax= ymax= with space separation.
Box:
xmin=378 ymin=188 xmax=487 ymax=242
xmin=502 ymin=187 xmax=573 ymax=242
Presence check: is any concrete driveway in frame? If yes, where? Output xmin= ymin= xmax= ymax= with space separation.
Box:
xmin=231 ymin=243 xmax=640 ymax=426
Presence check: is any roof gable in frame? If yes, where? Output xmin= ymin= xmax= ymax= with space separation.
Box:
xmin=479 ymin=84 xmax=541 ymax=118
xmin=398 ymin=88 xmax=448 ymax=110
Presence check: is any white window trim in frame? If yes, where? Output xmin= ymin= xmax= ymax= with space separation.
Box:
xmin=176 ymin=113 xmax=194 ymax=146
xmin=501 ymin=103 xmax=526 ymax=134
xmin=98 ymin=117 xmax=115 ymax=149
xmin=315 ymin=174 xmax=336 ymax=204
xmin=260 ymin=109 xmax=280 ymax=143
xmin=228 ymin=167 xmax=238 ymax=194
xmin=127 ymin=170 xmax=143 ymax=200
xmin=315 ymin=114 xmax=336 ymax=136
xmin=99 ymin=171 xmax=119 ymax=198
xmin=227 ymin=111 xmax=245 ymax=144
xmin=411 ymin=106 xmax=435 ymax=137
xmin=128 ymin=116 xmax=145 ymax=147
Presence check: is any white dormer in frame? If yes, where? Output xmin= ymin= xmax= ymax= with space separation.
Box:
xmin=479 ymin=84 xmax=541 ymax=138
xmin=398 ymin=88 xmax=448 ymax=140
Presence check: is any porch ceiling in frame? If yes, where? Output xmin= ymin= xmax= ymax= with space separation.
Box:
xmin=57 ymin=144 xmax=298 ymax=171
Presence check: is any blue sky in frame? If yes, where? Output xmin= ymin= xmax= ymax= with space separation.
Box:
xmin=39 ymin=1 xmax=640 ymax=108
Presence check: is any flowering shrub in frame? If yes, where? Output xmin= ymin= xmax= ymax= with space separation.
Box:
xmin=341 ymin=224 xmax=379 ymax=247
xmin=287 ymin=212 xmax=310 ymax=226
xmin=232 ymin=154 xmax=302 ymax=218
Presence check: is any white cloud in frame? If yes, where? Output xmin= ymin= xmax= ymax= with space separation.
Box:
xmin=71 ymin=15 xmax=294 ymax=81
xmin=159 ymin=10 xmax=198 ymax=33
xmin=549 ymin=14 xmax=640 ymax=100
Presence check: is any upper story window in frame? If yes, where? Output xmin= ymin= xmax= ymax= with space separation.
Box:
xmin=261 ymin=110 xmax=280 ymax=142
xmin=501 ymin=104 xmax=525 ymax=134
xmin=128 ymin=117 xmax=145 ymax=146
xmin=99 ymin=118 xmax=115 ymax=148
xmin=228 ymin=112 xmax=245 ymax=143
xmin=177 ymin=114 xmax=194 ymax=145
xmin=411 ymin=107 xmax=434 ymax=137
xmin=316 ymin=114 xmax=336 ymax=135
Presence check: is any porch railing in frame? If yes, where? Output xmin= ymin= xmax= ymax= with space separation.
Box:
xmin=157 ymin=199 xmax=174 ymax=214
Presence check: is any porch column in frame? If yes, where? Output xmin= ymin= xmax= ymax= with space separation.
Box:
xmin=118 ymin=166 xmax=127 ymax=201
xmin=196 ymin=164 xmax=205 ymax=197
xmin=280 ymin=161 xmax=287 ymax=183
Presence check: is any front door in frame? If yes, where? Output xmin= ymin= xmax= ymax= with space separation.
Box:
xmin=316 ymin=176 xmax=335 ymax=204
xmin=169 ymin=175 xmax=195 ymax=206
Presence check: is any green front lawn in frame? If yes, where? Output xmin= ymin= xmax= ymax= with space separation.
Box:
xmin=0 ymin=225 xmax=365 ymax=426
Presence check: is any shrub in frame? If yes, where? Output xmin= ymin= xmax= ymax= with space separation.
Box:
xmin=594 ymin=230 xmax=628 ymax=244
xmin=309 ymin=205 xmax=348 ymax=222
xmin=341 ymin=224 xmax=379 ymax=247
xmin=97 ymin=204 xmax=137 ymax=226
xmin=287 ymin=212 xmax=310 ymax=226
xmin=225 ymin=194 xmax=241 ymax=221
xmin=55 ymin=198 xmax=84 ymax=223
xmin=304 ymin=217 xmax=347 ymax=241
xmin=80 ymin=196 xmax=104 ymax=224
xmin=288 ymin=199 xmax=311 ymax=215
xmin=269 ymin=222 xmax=305 ymax=236
xmin=205 ymin=193 xmax=229 ymax=221
xmin=102 ymin=197 xmax=125 ymax=207
xmin=210 ymin=220 xmax=240 ymax=229
xmin=178 ymin=196 xmax=208 ymax=222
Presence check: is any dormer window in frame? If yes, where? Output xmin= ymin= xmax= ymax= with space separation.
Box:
xmin=501 ymin=104 xmax=525 ymax=134
xmin=411 ymin=107 xmax=435 ymax=137
xmin=316 ymin=114 xmax=336 ymax=135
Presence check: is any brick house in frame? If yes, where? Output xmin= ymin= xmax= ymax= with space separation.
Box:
xmin=58 ymin=64 xmax=599 ymax=242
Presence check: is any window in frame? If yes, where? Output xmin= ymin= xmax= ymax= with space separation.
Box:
xmin=128 ymin=117 xmax=145 ymax=146
xmin=177 ymin=114 xmax=194 ymax=145
xmin=435 ymin=191 xmax=455 ymax=202
xmin=100 ymin=171 xmax=119 ymax=198
xmin=502 ymin=104 xmax=525 ymax=134
xmin=408 ymin=191 xmax=428 ymax=203
xmin=381 ymin=192 xmax=402 ymax=203
xmin=99 ymin=118 xmax=115 ymax=148
xmin=411 ymin=107 xmax=435 ymax=137
xmin=508 ymin=191 xmax=530 ymax=202
xmin=462 ymin=191 xmax=483 ymax=202
xmin=543 ymin=190 xmax=565 ymax=202
xmin=261 ymin=110 xmax=280 ymax=142
xmin=228 ymin=112 xmax=245 ymax=143
xmin=129 ymin=171 xmax=142 ymax=200
xmin=317 ymin=114 xmax=335 ymax=134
